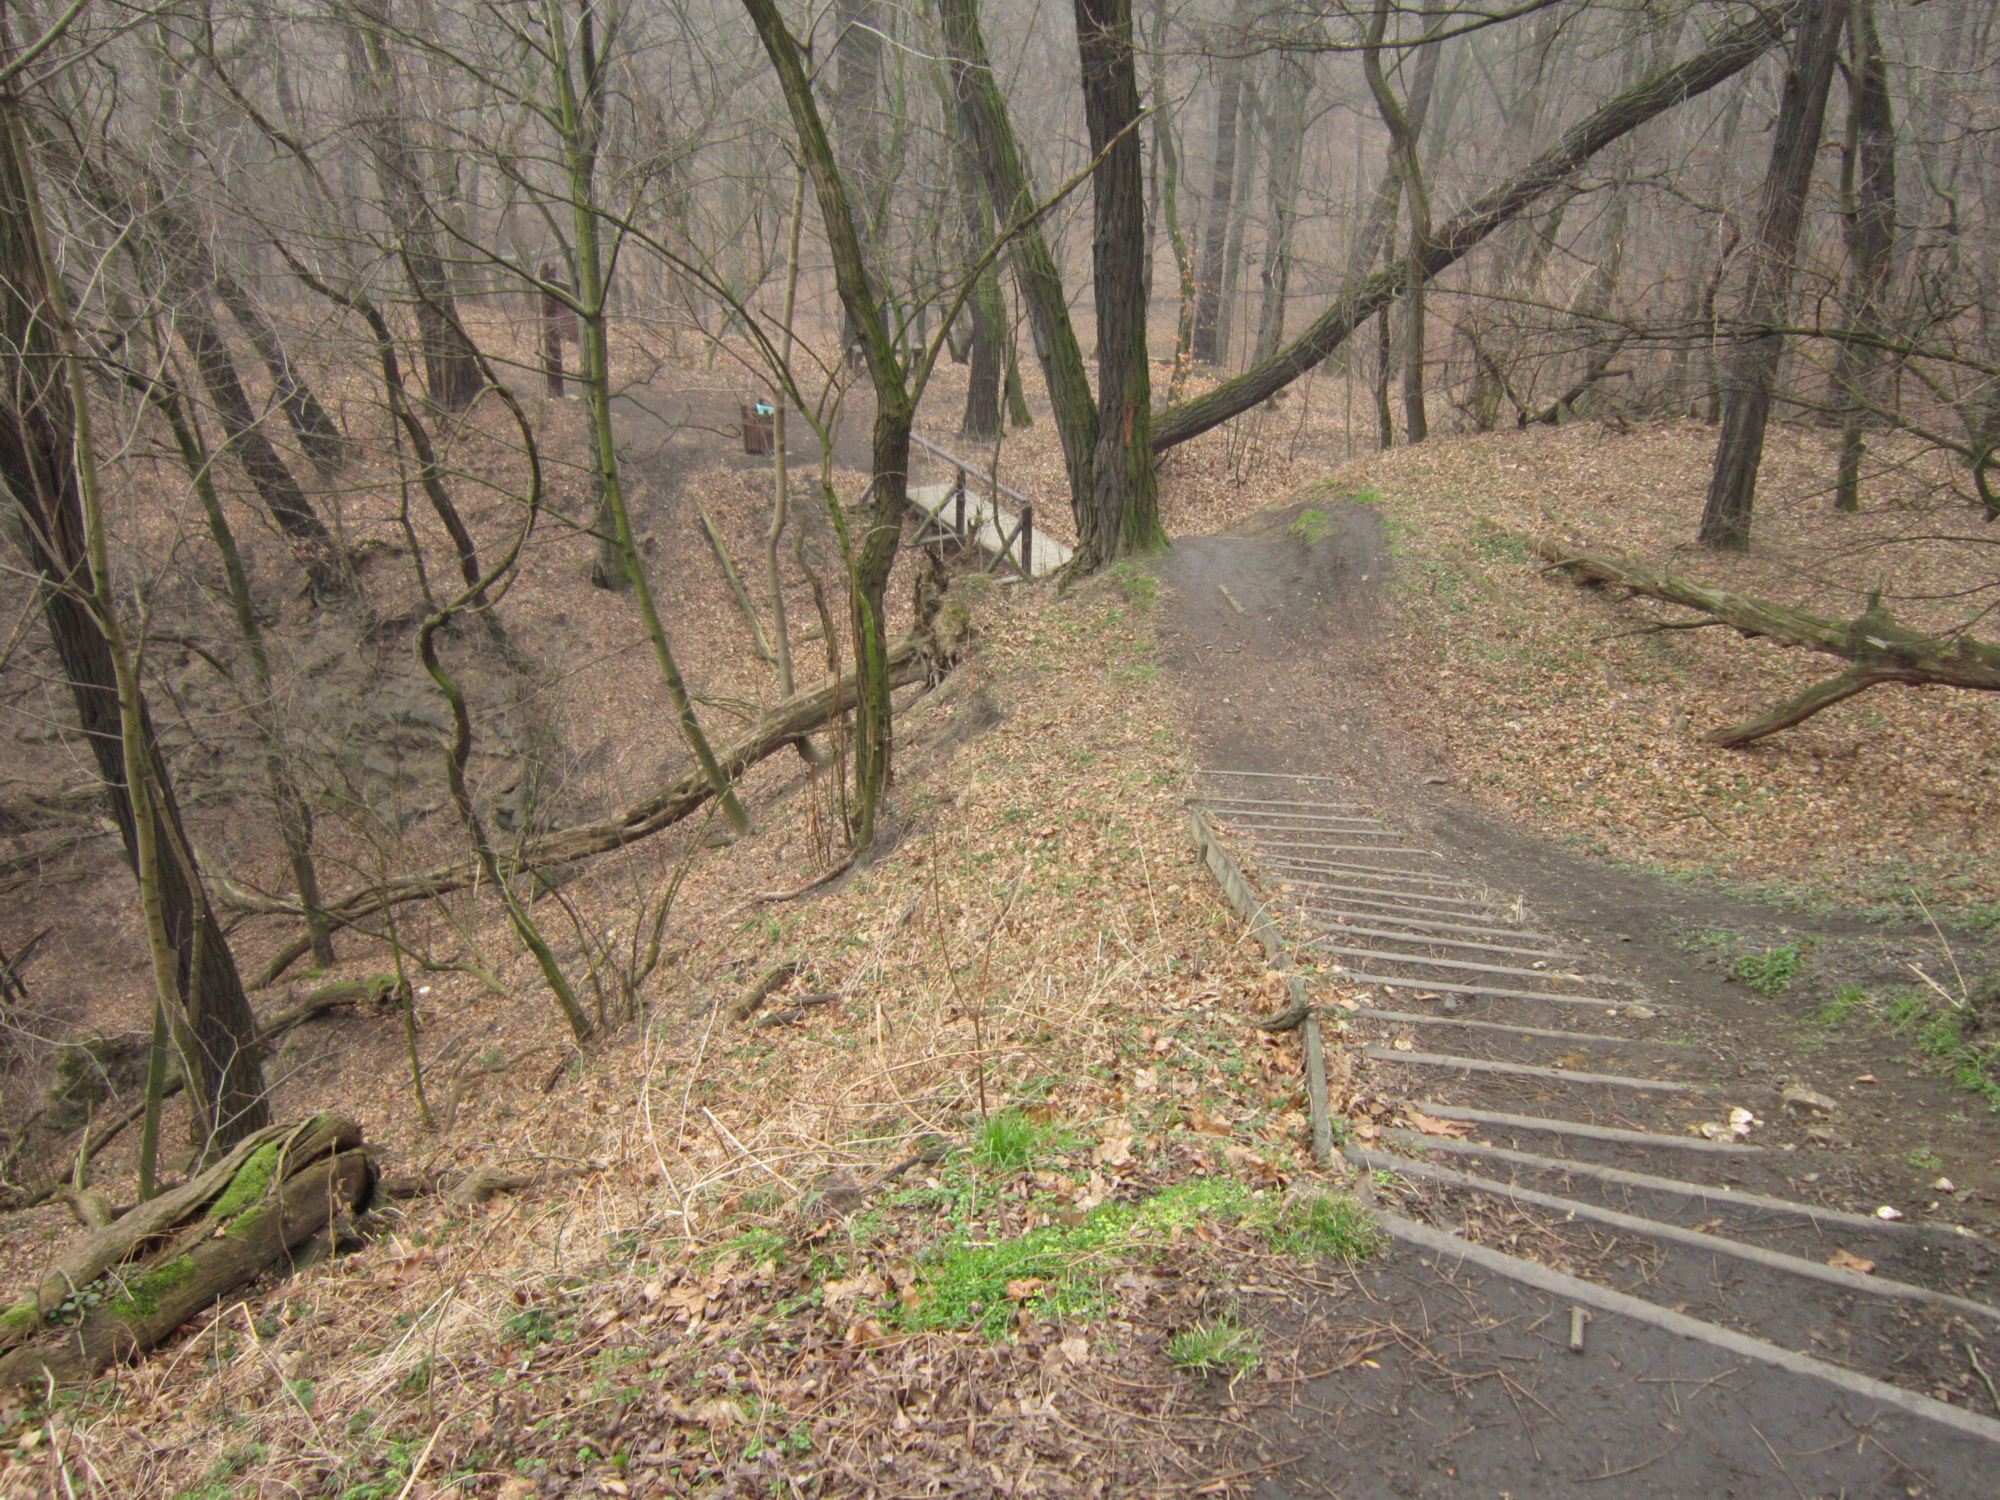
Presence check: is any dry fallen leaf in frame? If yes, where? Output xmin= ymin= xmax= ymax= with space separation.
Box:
xmin=1407 ymin=1110 xmax=1472 ymax=1138
xmin=1827 ymin=1248 xmax=1876 ymax=1275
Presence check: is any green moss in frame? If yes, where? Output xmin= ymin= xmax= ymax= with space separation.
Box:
xmin=207 ymin=1141 xmax=282 ymax=1221
xmin=225 ymin=1204 xmax=269 ymax=1241
xmin=108 ymin=1255 xmax=198 ymax=1321
xmin=1 ymin=1299 xmax=38 ymax=1335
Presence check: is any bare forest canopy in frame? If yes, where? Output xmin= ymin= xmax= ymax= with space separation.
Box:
xmin=2 ymin=0 xmax=1999 ymax=1382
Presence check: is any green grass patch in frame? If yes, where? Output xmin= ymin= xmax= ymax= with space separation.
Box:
xmin=1168 ymin=1316 xmax=1261 ymax=1380
xmin=899 ymin=1176 xmax=1379 ymax=1337
xmin=1262 ymin=1190 xmax=1384 ymax=1262
xmin=970 ymin=1109 xmax=1051 ymax=1172
xmin=1811 ymin=984 xmax=1870 ymax=1029
xmin=1288 ymin=506 xmax=1334 ymax=545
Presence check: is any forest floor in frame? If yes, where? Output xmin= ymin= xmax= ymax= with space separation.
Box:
xmin=2 ymin=327 xmax=1996 ymax=1494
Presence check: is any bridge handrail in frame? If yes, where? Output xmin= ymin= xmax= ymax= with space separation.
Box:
xmin=908 ymin=432 xmax=1040 ymax=516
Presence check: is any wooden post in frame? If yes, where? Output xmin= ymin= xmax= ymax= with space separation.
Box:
xmin=953 ymin=466 xmax=966 ymax=537
xmin=1020 ymin=503 xmax=1034 ymax=576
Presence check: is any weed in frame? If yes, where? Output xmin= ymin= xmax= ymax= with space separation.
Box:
xmin=706 ymin=1227 xmax=789 ymax=1271
xmin=1811 ymin=985 xmax=1869 ymax=1029
xmin=1907 ymin=1146 xmax=1945 ymax=1174
xmin=1469 ymin=524 xmax=1529 ymax=564
xmin=501 ymin=1308 xmax=561 ymax=1350
xmin=1731 ymin=943 xmax=1806 ymax=996
xmin=1168 ymin=1316 xmax=1262 ymax=1380
xmin=1288 ymin=507 xmax=1334 ymax=545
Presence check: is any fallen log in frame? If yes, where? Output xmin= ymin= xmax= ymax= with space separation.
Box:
xmin=237 ymin=636 xmax=933 ymax=986
xmin=1523 ymin=536 xmax=2000 ymax=746
xmin=0 ymin=1115 xmax=374 ymax=1386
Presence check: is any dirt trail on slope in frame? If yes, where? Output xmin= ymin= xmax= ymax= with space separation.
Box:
xmin=1157 ymin=501 xmax=2000 ymax=1224
xmin=1157 ymin=501 xmax=2000 ymax=1497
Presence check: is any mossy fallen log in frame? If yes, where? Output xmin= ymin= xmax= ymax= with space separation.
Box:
xmin=1523 ymin=536 xmax=2000 ymax=746
xmin=0 ymin=1114 xmax=374 ymax=1386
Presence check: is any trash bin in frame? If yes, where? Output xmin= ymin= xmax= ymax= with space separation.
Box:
xmin=741 ymin=400 xmax=776 ymax=455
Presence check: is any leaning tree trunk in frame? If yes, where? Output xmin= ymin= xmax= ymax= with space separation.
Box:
xmin=1524 ymin=535 xmax=2000 ymax=746
xmin=1074 ymin=0 xmax=1164 ymax=567
xmin=0 ymin=104 xmax=271 ymax=1154
xmin=211 ymin=266 xmax=345 ymax=477
xmin=1698 ymin=0 xmax=1844 ymax=550
xmin=1832 ymin=0 xmax=1896 ymax=513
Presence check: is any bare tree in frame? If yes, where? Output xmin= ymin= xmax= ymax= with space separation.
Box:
xmin=1699 ymin=0 xmax=1845 ymax=550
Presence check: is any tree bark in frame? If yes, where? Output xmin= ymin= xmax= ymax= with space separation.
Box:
xmin=1073 ymin=0 xmax=1163 ymax=567
xmin=1190 ymin=0 xmax=1250 ymax=365
xmin=0 ymin=103 xmax=270 ymax=1153
xmin=1698 ymin=0 xmax=1845 ymax=550
xmin=348 ymin=0 xmax=483 ymax=413
xmin=1832 ymin=0 xmax=1896 ymax=514
xmin=937 ymin=0 xmax=1099 ymax=533
xmin=1153 ymin=0 xmax=1805 ymax=453
xmin=1252 ymin=53 xmax=1310 ymax=366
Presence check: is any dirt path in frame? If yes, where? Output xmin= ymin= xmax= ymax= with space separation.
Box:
xmin=1157 ymin=502 xmax=2000 ymax=1496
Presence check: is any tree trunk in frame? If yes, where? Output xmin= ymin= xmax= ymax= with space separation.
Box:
xmin=0 ymin=108 xmax=270 ymax=1154
xmin=1148 ymin=0 xmax=1198 ymax=396
xmin=948 ymin=87 xmax=1004 ymax=440
xmin=1191 ymin=1 xmax=1249 ymax=365
xmin=210 ymin=267 xmax=345 ymax=477
xmin=1525 ymin=536 xmax=2000 ymax=746
xmin=1153 ymin=0 xmax=1804 ymax=453
xmin=1832 ymin=0 xmax=1896 ymax=514
xmin=1363 ymin=1 xmax=1434 ymax=445
xmin=349 ymin=0 xmax=483 ymax=413
xmin=743 ymin=0 xmax=914 ymax=847
xmin=938 ymin=0 xmax=1098 ymax=531
xmin=1073 ymin=0 xmax=1164 ymax=568
xmin=1215 ymin=77 xmax=1257 ymax=370
xmin=1698 ymin=0 xmax=1844 ymax=550
xmin=833 ymin=0 xmax=888 ymax=346
xmin=1252 ymin=54 xmax=1310 ymax=366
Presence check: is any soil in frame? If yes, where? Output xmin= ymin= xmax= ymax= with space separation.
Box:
xmin=1155 ymin=498 xmax=2000 ymax=1496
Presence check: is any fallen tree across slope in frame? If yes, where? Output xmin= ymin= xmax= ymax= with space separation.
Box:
xmin=1524 ymin=536 xmax=2000 ymax=746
